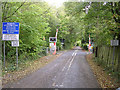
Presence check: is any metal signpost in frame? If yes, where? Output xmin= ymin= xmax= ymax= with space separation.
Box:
xmin=111 ymin=40 xmax=119 ymax=71
xmin=11 ymin=40 xmax=19 ymax=68
xmin=2 ymin=22 xmax=19 ymax=68
xmin=4 ymin=41 xmax=5 ymax=67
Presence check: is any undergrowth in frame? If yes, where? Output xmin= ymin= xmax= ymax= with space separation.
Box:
xmin=93 ymin=56 xmax=120 ymax=83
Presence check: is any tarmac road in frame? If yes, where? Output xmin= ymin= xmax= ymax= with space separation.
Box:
xmin=4 ymin=47 xmax=100 ymax=88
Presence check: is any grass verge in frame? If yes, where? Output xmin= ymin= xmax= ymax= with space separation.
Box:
xmin=2 ymin=52 xmax=63 ymax=87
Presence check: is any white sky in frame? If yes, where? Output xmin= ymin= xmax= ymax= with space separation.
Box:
xmin=44 ymin=0 xmax=65 ymax=8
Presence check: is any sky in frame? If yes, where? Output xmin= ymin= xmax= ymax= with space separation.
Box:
xmin=44 ymin=0 xmax=65 ymax=8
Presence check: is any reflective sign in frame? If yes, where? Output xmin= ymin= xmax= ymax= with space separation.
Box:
xmin=2 ymin=22 xmax=19 ymax=41
xmin=2 ymin=22 xmax=19 ymax=34
xmin=111 ymin=40 xmax=119 ymax=46
xmin=11 ymin=40 xmax=19 ymax=47
xmin=49 ymin=37 xmax=57 ymax=42
xmin=2 ymin=34 xmax=19 ymax=41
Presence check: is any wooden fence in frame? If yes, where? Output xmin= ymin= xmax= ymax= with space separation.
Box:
xmin=94 ymin=46 xmax=120 ymax=80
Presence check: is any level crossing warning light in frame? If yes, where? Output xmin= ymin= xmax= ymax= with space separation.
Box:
xmin=49 ymin=37 xmax=57 ymax=42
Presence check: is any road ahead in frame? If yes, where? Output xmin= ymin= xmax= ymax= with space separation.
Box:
xmin=4 ymin=47 xmax=100 ymax=88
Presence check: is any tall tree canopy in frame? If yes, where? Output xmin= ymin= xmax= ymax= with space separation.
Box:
xmin=2 ymin=1 xmax=120 ymax=63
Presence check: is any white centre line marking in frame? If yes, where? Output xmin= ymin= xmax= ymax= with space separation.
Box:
xmin=62 ymin=51 xmax=76 ymax=71
xmin=52 ymin=50 xmax=78 ymax=87
xmin=52 ymin=82 xmax=56 ymax=86
xmin=67 ymin=52 xmax=77 ymax=71
xmin=65 ymin=50 xmax=78 ymax=75
xmin=72 ymin=52 xmax=75 ymax=56
xmin=62 ymin=58 xmax=71 ymax=71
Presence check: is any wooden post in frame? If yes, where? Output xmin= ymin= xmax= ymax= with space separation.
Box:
xmin=112 ymin=46 xmax=115 ymax=71
xmin=117 ymin=46 xmax=120 ymax=80
xmin=95 ymin=47 xmax=98 ymax=57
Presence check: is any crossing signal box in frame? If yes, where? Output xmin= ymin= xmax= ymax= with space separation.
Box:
xmin=49 ymin=37 xmax=57 ymax=42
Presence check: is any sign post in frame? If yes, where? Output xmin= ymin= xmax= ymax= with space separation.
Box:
xmin=11 ymin=40 xmax=19 ymax=68
xmin=16 ymin=47 xmax=18 ymax=68
xmin=4 ymin=41 xmax=5 ymax=67
xmin=111 ymin=40 xmax=119 ymax=71
xmin=2 ymin=22 xmax=19 ymax=68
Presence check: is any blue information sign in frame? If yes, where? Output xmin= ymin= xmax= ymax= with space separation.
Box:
xmin=2 ymin=22 xmax=19 ymax=34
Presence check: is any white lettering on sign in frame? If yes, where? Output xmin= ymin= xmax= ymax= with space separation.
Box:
xmin=2 ymin=34 xmax=19 ymax=41
xmin=11 ymin=40 xmax=19 ymax=47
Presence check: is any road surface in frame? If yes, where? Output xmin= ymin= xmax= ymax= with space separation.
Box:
xmin=4 ymin=47 xmax=100 ymax=88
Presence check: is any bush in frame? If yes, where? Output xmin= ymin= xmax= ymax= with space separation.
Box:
xmin=81 ymin=43 xmax=88 ymax=50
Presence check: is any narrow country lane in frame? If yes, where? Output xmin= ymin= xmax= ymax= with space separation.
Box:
xmin=4 ymin=47 xmax=100 ymax=88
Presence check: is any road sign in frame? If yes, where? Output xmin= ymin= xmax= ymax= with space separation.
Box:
xmin=49 ymin=37 xmax=57 ymax=42
xmin=2 ymin=34 xmax=19 ymax=41
xmin=11 ymin=40 xmax=19 ymax=47
xmin=2 ymin=22 xmax=19 ymax=34
xmin=111 ymin=40 xmax=119 ymax=46
xmin=2 ymin=22 xmax=19 ymax=41
xmin=2 ymin=22 xmax=20 ymax=69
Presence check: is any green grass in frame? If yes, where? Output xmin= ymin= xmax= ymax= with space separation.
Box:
xmin=2 ymin=50 xmax=47 ymax=76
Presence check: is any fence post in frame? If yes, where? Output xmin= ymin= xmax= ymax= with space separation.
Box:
xmin=95 ymin=47 xmax=98 ymax=57
xmin=112 ymin=46 xmax=115 ymax=71
xmin=107 ymin=47 xmax=110 ymax=67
